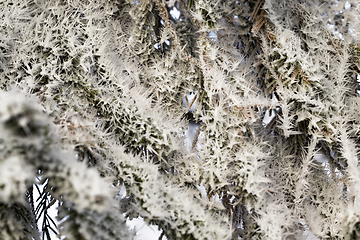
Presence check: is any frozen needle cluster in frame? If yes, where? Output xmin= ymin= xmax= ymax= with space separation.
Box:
xmin=1 ymin=0 xmax=360 ymax=239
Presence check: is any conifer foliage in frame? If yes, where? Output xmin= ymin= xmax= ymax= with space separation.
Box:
xmin=1 ymin=0 xmax=360 ymax=239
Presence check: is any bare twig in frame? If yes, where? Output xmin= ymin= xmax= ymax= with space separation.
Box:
xmin=192 ymin=122 xmax=203 ymax=150
xmin=186 ymin=93 xmax=197 ymax=113
xmin=250 ymin=0 xmax=265 ymax=21
xmin=158 ymin=230 xmax=165 ymax=240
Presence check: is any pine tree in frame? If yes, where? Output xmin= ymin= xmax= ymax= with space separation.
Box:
xmin=1 ymin=0 xmax=360 ymax=239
